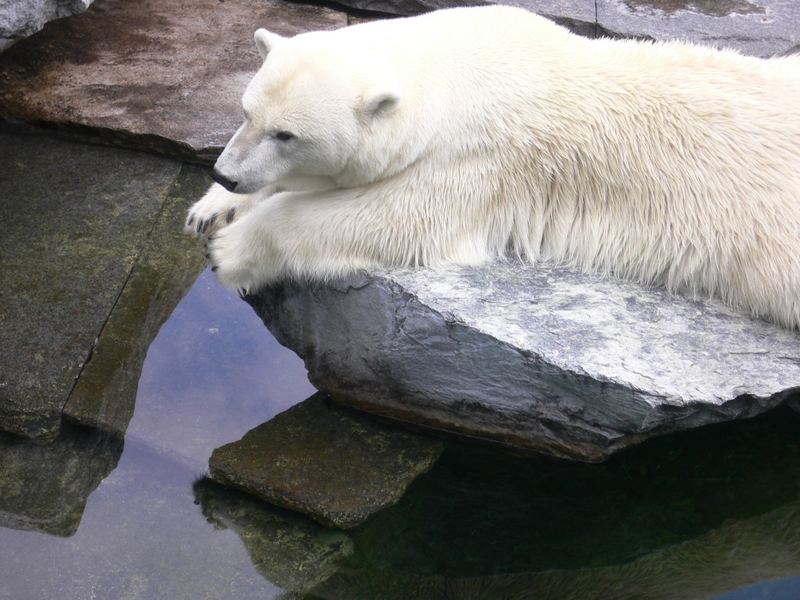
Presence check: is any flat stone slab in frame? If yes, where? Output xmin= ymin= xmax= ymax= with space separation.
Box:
xmin=194 ymin=479 xmax=354 ymax=592
xmin=209 ymin=394 xmax=443 ymax=529
xmin=248 ymin=264 xmax=800 ymax=461
xmin=0 ymin=0 xmax=347 ymax=163
xmin=0 ymin=128 xmax=180 ymax=438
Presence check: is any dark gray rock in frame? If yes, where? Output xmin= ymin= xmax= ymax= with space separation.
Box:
xmin=0 ymin=423 xmax=122 ymax=536
xmin=0 ymin=129 xmax=179 ymax=439
xmin=247 ymin=264 xmax=800 ymax=462
xmin=209 ymin=394 xmax=443 ymax=529
xmin=0 ymin=0 xmax=93 ymax=51
xmin=194 ymin=479 xmax=354 ymax=592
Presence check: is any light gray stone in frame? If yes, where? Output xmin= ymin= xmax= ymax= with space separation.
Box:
xmin=248 ymin=263 xmax=800 ymax=462
xmin=596 ymin=0 xmax=800 ymax=58
xmin=0 ymin=0 xmax=92 ymax=51
xmin=291 ymin=0 xmax=800 ymax=57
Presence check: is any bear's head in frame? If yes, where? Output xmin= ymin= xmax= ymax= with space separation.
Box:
xmin=212 ymin=28 xmax=402 ymax=194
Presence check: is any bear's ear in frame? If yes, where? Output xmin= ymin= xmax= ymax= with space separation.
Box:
xmin=254 ymin=29 xmax=284 ymax=60
xmin=362 ymin=90 xmax=400 ymax=118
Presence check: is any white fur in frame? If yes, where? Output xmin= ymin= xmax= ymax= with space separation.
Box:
xmin=186 ymin=6 xmax=800 ymax=328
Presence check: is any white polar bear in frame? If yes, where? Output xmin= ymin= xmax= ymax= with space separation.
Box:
xmin=186 ymin=6 xmax=800 ymax=329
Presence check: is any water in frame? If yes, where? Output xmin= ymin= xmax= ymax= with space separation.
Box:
xmin=1 ymin=268 xmax=799 ymax=599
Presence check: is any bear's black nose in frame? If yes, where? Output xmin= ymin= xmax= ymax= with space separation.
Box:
xmin=210 ymin=169 xmax=238 ymax=192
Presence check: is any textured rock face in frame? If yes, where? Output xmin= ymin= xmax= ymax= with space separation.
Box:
xmin=248 ymin=263 xmax=800 ymax=461
xmin=210 ymin=394 xmax=443 ymax=528
xmin=0 ymin=0 xmax=93 ymax=51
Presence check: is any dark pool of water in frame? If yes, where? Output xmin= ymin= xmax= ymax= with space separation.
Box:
xmin=1 ymin=268 xmax=799 ymax=599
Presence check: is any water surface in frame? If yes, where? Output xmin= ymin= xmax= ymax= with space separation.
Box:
xmin=1 ymin=268 xmax=799 ymax=599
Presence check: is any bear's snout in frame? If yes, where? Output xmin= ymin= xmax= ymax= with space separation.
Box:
xmin=210 ymin=168 xmax=238 ymax=192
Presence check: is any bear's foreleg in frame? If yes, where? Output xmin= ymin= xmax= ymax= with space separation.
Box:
xmin=207 ymin=183 xmax=474 ymax=293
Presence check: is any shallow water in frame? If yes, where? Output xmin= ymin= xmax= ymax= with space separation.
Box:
xmin=1 ymin=268 xmax=800 ymax=599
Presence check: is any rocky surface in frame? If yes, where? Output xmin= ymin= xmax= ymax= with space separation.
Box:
xmin=317 ymin=0 xmax=800 ymax=57
xmin=62 ymin=165 xmax=209 ymax=435
xmin=248 ymin=264 xmax=800 ymax=461
xmin=0 ymin=0 xmax=93 ymax=52
xmin=0 ymin=0 xmax=347 ymax=164
xmin=0 ymin=423 xmax=122 ymax=536
xmin=194 ymin=479 xmax=354 ymax=592
xmin=209 ymin=394 xmax=443 ymax=529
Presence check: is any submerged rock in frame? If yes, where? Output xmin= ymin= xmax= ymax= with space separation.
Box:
xmin=247 ymin=264 xmax=800 ymax=462
xmin=194 ymin=479 xmax=354 ymax=592
xmin=209 ymin=394 xmax=443 ymax=529
xmin=0 ymin=0 xmax=93 ymax=51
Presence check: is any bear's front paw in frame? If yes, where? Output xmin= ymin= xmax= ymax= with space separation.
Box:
xmin=184 ymin=183 xmax=253 ymax=238
xmin=186 ymin=206 xmax=238 ymax=237
xmin=207 ymin=218 xmax=281 ymax=295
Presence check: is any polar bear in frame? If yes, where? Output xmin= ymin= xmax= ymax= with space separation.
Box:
xmin=186 ymin=6 xmax=800 ymax=329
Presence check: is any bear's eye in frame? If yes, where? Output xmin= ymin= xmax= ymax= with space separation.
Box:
xmin=274 ymin=131 xmax=295 ymax=142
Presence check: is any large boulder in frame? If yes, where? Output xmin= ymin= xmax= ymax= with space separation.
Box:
xmin=0 ymin=0 xmax=93 ymax=51
xmin=247 ymin=263 xmax=800 ymax=462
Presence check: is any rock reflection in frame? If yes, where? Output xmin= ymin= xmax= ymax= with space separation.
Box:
xmin=307 ymin=406 xmax=800 ymax=599
xmin=193 ymin=479 xmax=353 ymax=593
xmin=0 ymin=423 xmax=122 ymax=537
xmin=313 ymin=500 xmax=800 ymax=599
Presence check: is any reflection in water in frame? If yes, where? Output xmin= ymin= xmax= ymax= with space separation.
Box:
xmin=0 ymin=269 xmax=316 ymax=599
xmin=194 ymin=479 xmax=353 ymax=594
xmin=308 ymin=407 xmax=800 ymax=599
xmin=0 ymin=423 xmax=122 ymax=537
